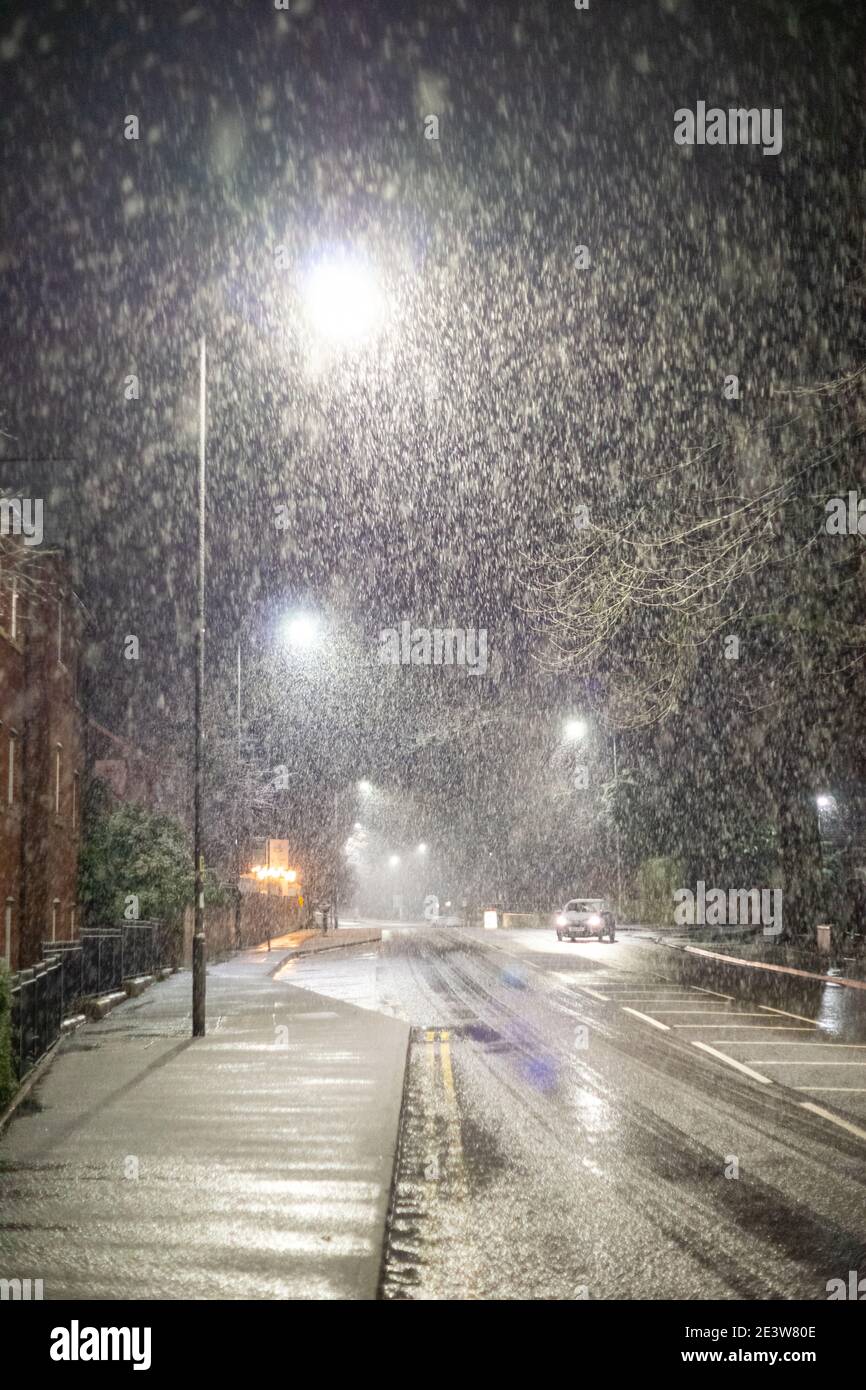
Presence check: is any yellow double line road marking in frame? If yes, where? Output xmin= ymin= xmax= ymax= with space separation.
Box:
xmin=422 ymin=1029 xmax=467 ymax=1204
xmin=425 ymin=1028 xmax=456 ymax=1095
xmin=418 ymin=1028 xmax=481 ymax=1296
xmin=423 ymin=1029 xmax=462 ymax=1158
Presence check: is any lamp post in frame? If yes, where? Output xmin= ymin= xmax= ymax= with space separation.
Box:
xmin=192 ymin=335 xmax=207 ymax=1037
xmin=233 ymin=636 xmax=242 ymax=950
xmin=612 ymin=731 xmax=623 ymax=918
xmin=191 ymin=255 xmax=386 ymax=1032
xmin=563 ymin=716 xmax=623 ymax=918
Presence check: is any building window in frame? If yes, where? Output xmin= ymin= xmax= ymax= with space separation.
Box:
xmin=54 ymin=744 xmax=62 ymax=816
xmin=72 ymin=772 xmax=80 ymax=831
xmin=51 ymin=898 xmax=60 ymax=943
xmin=3 ymin=899 xmax=11 ymax=967
xmin=7 ymin=731 xmax=16 ymax=805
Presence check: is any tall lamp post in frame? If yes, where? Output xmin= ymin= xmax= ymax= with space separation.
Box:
xmin=192 ymin=336 xmax=207 ymax=1037
xmin=612 ymin=731 xmax=623 ymax=918
xmin=190 ymin=254 xmax=386 ymax=1035
xmin=234 ymin=637 xmax=242 ymax=950
xmin=564 ymin=717 xmax=623 ymax=918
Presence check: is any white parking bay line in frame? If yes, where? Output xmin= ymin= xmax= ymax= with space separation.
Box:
xmin=614 ymin=998 xmax=693 ymax=1005
xmin=653 ymin=1010 xmax=769 ymax=1016
xmin=758 ymin=1004 xmax=819 ymax=1024
xmin=621 ymin=1007 xmax=670 ymax=1032
xmin=573 ymin=986 xmax=611 ymax=1002
xmin=604 ymin=986 xmax=686 ymax=992
xmin=718 ymin=1041 xmax=866 ymax=1048
xmin=672 ymin=1024 xmax=815 ymax=1031
xmin=602 ymin=990 xmax=687 ymax=998
xmin=794 ymin=1087 xmax=866 ymax=1092
xmin=691 ymin=1042 xmax=773 ymax=1084
xmin=690 ymin=986 xmax=735 ymax=1000
xmin=744 ymin=1060 xmax=866 ymax=1066
xmin=613 ymin=992 xmax=692 ymax=999
xmin=799 ymin=1103 xmax=866 ymax=1142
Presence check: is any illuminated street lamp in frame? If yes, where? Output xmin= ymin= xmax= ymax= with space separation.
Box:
xmin=417 ymin=842 xmax=427 ymax=854
xmin=281 ymin=611 xmax=319 ymax=649
xmin=564 ymin=718 xmax=588 ymax=742
xmin=389 ymin=854 xmax=401 ymax=869
xmin=301 ymin=253 xmax=387 ymax=347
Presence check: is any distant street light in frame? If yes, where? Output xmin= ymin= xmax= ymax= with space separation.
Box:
xmin=389 ymin=854 xmax=401 ymax=868
xmin=417 ymin=842 xmax=427 ymax=854
xmin=564 ymin=718 xmax=588 ymax=741
xmin=816 ymin=794 xmax=834 ymax=810
xmin=358 ymin=779 xmax=372 ymax=794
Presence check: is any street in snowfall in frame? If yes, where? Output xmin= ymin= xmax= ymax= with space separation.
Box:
xmin=0 ymin=0 xmax=865 ymax=1336
xmin=295 ymin=923 xmax=866 ymax=1301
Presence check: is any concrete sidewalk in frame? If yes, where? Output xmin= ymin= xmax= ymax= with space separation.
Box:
xmin=0 ymin=941 xmax=409 ymax=1300
xmin=255 ymin=926 xmax=383 ymax=962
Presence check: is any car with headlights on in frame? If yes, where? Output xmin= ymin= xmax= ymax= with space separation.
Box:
xmin=555 ymin=898 xmax=616 ymax=942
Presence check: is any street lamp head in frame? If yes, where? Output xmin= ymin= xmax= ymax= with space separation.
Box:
xmin=564 ymin=718 xmax=588 ymax=742
xmin=302 ymin=252 xmax=386 ymax=347
xmin=282 ymin=612 xmax=318 ymax=649
xmin=417 ymin=842 xmax=427 ymax=854
xmin=389 ymin=854 xmax=400 ymax=868
xmin=816 ymin=794 xmax=833 ymax=810
xmin=358 ymin=779 xmax=372 ymax=795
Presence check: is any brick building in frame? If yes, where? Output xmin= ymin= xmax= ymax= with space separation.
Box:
xmin=89 ymin=717 xmax=186 ymax=821
xmin=0 ymin=539 xmax=85 ymax=970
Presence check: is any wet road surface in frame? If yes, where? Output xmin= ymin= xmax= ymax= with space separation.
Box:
xmin=281 ymin=926 xmax=866 ymax=1300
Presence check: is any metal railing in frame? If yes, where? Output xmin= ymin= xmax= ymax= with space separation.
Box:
xmin=119 ymin=921 xmax=160 ymax=978
xmin=43 ymin=930 xmax=121 ymax=1001
xmin=41 ymin=921 xmax=168 ymax=1006
xmin=9 ymin=957 xmax=63 ymax=1084
xmin=4 ymin=921 xmax=170 ymax=1094
xmin=37 ymin=941 xmax=83 ymax=1019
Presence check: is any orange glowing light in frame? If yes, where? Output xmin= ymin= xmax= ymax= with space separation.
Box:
xmin=249 ymin=865 xmax=299 ymax=883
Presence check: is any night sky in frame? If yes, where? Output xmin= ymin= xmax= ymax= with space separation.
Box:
xmin=1 ymin=0 xmax=863 ymax=895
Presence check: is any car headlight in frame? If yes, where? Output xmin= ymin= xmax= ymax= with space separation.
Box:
xmin=556 ymin=915 xmax=567 ymax=927
xmin=587 ymin=914 xmax=602 ymax=927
